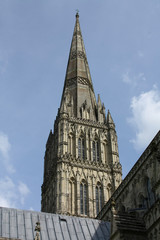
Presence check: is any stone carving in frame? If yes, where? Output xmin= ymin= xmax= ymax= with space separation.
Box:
xmin=66 ymin=76 xmax=93 ymax=91
xmin=66 ymin=78 xmax=77 ymax=87
xmin=34 ymin=222 xmax=40 ymax=240
xmin=70 ymin=50 xmax=87 ymax=60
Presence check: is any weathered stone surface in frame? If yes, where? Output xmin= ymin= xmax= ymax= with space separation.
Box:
xmin=98 ymin=130 xmax=160 ymax=240
xmin=41 ymin=13 xmax=122 ymax=218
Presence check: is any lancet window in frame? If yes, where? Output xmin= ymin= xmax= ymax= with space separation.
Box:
xmin=138 ymin=193 xmax=147 ymax=209
xmin=60 ymin=123 xmax=63 ymax=142
xmin=92 ymin=140 xmax=100 ymax=161
xmin=78 ymin=138 xmax=85 ymax=159
xmin=103 ymin=141 xmax=109 ymax=164
xmin=96 ymin=183 xmax=103 ymax=215
xmin=68 ymin=134 xmax=74 ymax=155
xmin=80 ymin=181 xmax=87 ymax=215
xmin=69 ymin=178 xmax=76 ymax=214
xmin=107 ymin=184 xmax=112 ymax=200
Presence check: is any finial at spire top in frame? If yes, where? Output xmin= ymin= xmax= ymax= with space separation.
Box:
xmin=76 ymin=9 xmax=79 ymax=18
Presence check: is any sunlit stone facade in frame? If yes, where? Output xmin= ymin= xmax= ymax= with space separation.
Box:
xmin=41 ymin=13 xmax=122 ymax=218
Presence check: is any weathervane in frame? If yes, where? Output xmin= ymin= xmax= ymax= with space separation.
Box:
xmin=76 ymin=9 xmax=79 ymax=17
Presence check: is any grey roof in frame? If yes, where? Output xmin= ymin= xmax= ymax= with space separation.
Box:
xmin=0 ymin=207 xmax=110 ymax=240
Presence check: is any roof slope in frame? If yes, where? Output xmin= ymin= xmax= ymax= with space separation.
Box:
xmin=0 ymin=207 xmax=110 ymax=240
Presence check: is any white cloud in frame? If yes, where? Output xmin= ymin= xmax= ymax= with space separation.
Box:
xmin=122 ymin=71 xmax=146 ymax=86
xmin=18 ymin=181 xmax=30 ymax=205
xmin=0 ymin=176 xmax=30 ymax=208
xmin=0 ymin=132 xmax=31 ymax=209
xmin=128 ymin=86 xmax=160 ymax=151
xmin=0 ymin=132 xmax=15 ymax=173
xmin=0 ymin=132 xmax=11 ymax=158
xmin=0 ymin=177 xmax=15 ymax=208
xmin=122 ymin=71 xmax=132 ymax=84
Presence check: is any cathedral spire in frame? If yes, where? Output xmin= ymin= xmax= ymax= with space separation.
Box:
xmin=65 ymin=12 xmax=93 ymax=85
xmin=60 ymin=14 xmax=97 ymax=119
xmin=42 ymin=14 xmax=122 ymax=217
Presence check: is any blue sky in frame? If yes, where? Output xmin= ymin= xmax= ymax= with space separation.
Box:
xmin=0 ymin=0 xmax=160 ymax=211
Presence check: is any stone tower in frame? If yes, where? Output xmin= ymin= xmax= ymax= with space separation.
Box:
xmin=41 ymin=13 xmax=122 ymax=218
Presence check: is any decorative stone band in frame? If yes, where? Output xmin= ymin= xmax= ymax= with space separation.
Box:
xmin=56 ymin=115 xmax=108 ymax=129
xmin=42 ymin=153 xmax=122 ymax=194
xmin=70 ymin=50 xmax=87 ymax=61
xmin=66 ymin=76 xmax=94 ymax=91
xmin=57 ymin=154 xmax=112 ymax=169
xmin=68 ymin=117 xmax=108 ymax=129
xmin=66 ymin=78 xmax=76 ymax=87
xmin=96 ymin=130 xmax=160 ymax=220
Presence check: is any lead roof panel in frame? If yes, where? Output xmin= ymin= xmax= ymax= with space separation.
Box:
xmin=0 ymin=207 xmax=110 ymax=240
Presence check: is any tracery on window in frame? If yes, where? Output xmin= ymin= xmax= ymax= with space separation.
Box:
xmin=69 ymin=178 xmax=76 ymax=214
xmin=92 ymin=140 xmax=100 ymax=162
xmin=68 ymin=134 xmax=75 ymax=156
xmin=107 ymin=183 xmax=112 ymax=200
xmin=96 ymin=183 xmax=103 ymax=215
xmin=78 ymin=137 xmax=85 ymax=159
xmin=80 ymin=180 xmax=87 ymax=215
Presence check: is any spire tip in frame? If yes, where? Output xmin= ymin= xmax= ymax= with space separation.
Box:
xmin=76 ymin=9 xmax=79 ymax=18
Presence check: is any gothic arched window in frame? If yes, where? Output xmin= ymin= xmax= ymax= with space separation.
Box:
xmin=96 ymin=183 xmax=103 ymax=215
xmin=107 ymin=184 xmax=112 ymax=200
xmin=80 ymin=181 xmax=87 ymax=215
xmin=78 ymin=138 xmax=85 ymax=159
xmin=60 ymin=123 xmax=63 ymax=142
xmin=147 ymin=177 xmax=155 ymax=207
xmin=92 ymin=141 xmax=100 ymax=162
xmin=68 ymin=134 xmax=75 ymax=156
xmin=69 ymin=178 xmax=76 ymax=214
xmin=138 ymin=193 xmax=147 ymax=209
